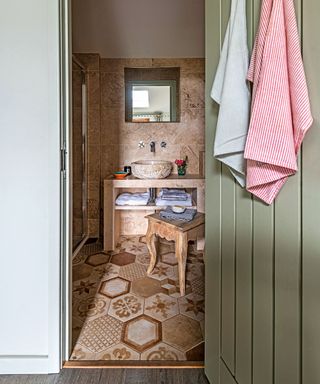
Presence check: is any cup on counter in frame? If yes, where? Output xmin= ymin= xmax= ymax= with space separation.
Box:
xmin=124 ymin=166 xmax=132 ymax=175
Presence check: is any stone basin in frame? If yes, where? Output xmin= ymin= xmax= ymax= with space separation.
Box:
xmin=131 ymin=160 xmax=172 ymax=179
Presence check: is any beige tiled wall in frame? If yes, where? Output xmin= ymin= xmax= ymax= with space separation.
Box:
xmin=99 ymin=58 xmax=205 ymax=177
xmin=73 ymin=55 xmax=205 ymax=238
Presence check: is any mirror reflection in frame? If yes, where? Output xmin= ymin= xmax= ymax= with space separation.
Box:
xmin=125 ymin=68 xmax=180 ymax=123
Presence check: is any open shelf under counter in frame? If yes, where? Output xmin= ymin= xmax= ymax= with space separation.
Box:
xmin=103 ymin=174 xmax=205 ymax=251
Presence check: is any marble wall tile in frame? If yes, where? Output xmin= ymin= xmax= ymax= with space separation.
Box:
xmin=88 ymin=71 xmax=101 ymax=108
xmin=100 ymin=58 xmax=153 ymax=73
xmin=88 ymin=107 xmax=101 ymax=145
xmin=101 ymin=72 xmax=124 ymax=108
xmin=88 ymin=144 xmax=101 ymax=182
xmin=74 ymin=53 xmax=100 ymax=71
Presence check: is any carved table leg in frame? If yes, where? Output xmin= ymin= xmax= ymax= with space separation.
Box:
xmin=146 ymin=224 xmax=158 ymax=274
xmin=175 ymin=232 xmax=188 ymax=296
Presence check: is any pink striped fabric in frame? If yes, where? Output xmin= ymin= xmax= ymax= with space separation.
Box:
xmin=244 ymin=0 xmax=313 ymax=204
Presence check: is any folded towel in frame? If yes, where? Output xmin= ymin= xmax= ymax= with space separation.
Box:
xmin=211 ymin=0 xmax=250 ymax=187
xmin=156 ymin=193 xmax=192 ymax=207
xmin=115 ymin=192 xmax=150 ymax=206
xmin=244 ymin=0 xmax=313 ymax=204
xmin=160 ymin=189 xmax=188 ymax=201
xmin=159 ymin=207 xmax=197 ymax=222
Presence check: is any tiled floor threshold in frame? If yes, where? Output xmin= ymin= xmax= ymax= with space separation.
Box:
xmin=71 ymin=236 xmax=205 ymax=363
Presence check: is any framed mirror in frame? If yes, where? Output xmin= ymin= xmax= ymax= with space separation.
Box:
xmin=125 ymin=67 xmax=180 ymax=123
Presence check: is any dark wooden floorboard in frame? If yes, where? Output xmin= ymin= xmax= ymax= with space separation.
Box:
xmin=0 ymin=369 xmax=209 ymax=384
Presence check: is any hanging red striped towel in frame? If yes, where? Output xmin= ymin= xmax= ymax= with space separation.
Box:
xmin=244 ymin=0 xmax=313 ymax=204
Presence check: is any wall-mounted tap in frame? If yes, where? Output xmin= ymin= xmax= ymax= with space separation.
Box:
xmin=150 ymin=141 xmax=156 ymax=153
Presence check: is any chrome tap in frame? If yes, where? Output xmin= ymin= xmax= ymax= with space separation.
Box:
xmin=150 ymin=141 xmax=156 ymax=153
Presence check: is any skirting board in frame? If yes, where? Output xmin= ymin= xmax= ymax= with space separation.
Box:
xmin=0 ymin=356 xmax=58 ymax=375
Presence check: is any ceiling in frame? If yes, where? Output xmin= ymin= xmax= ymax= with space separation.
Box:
xmin=72 ymin=0 xmax=205 ymax=58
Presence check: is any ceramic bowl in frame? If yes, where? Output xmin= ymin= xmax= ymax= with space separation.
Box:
xmin=114 ymin=171 xmax=128 ymax=180
xmin=172 ymin=205 xmax=186 ymax=214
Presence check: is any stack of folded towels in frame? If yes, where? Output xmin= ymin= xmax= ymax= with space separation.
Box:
xmin=160 ymin=207 xmax=197 ymax=222
xmin=155 ymin=189 xmax=192 ymax=207
xmin=115 ymin=192 xmax=150 ymax=206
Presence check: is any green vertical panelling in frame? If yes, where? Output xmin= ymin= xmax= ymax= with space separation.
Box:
xmin=234 ymin=1 xmax=254 ymax=383
xmin=221 ymin=168 xmax=236 ymax=373
xmin=252 ymin=203 xmax=274 ymax=384
xmin=204 ymin=0 xmax=222 ymax=382
xmin=274 ymin=1 xmax=302 ymax=383
xmin=221 ymin=359 xmax=237 ymax=384
xmin=302 ymin=0 xmax=320 ymax=383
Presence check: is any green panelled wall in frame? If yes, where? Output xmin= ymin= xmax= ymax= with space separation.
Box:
xmin=205 ymin=1 xmax=320 ymax=383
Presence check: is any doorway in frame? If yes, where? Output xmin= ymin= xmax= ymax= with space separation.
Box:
xmin=67 ymin=0 xmax=206 ymax=366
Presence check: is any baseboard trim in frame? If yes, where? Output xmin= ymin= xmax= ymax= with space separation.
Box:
xmin=64 ymin=360 xmax=204 ymax=369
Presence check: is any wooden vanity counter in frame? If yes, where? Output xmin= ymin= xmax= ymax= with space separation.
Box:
xmin=103 ymin=175 xmax=205 ymax=251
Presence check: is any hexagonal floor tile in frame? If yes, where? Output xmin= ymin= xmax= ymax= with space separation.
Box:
xmin=77 ymin=315 xmax=123 ymax=353
xmin=135 ymin=253 xmax=151 ymax=266
xmin=162 ymin=315 xmax=203 ymax=352
xmin=96 ymin=343 xmax=140 ymax=361
xmin=122 ymin=315 xmax=161 ymax=352
xmin=110 ymin=252 xmax=136 ymax=266
xmin=108 ymin=293 xmax=144 ymax=322
xmin=85 ymin=252 xmax=110 ymax=267
xmin=160 ymin=252 xmax=178 ymax=266
xmin=186 ymin=263 xmax=203 ymax=282
xmin=160 ymin=278 xmax=192 ymax=297
xmin=185 ymin=342 xmax=204 ymax=361
xmin=119 ymin=263 xmax=147 ymax=281
xmin=73 ymin=263 xmax=93 ymax=282
xmin=178 ymin=293 xmax=205 ymax=321
xmin=99 ymin=277 xmax=130 ymax=299
xmin=144 ymin=293 xmax=178 ymax=321
xmin=132 ymin=277 xmax=165 ymax=298
xmin=141 ymin=342 xmax=186 ymax=361
xmin=149 ymin=263 xmax=175 ymax=281
xmin=73 ymin=295 xmax=110 ymax=321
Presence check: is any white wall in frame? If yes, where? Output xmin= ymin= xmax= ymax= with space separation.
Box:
xmin=0 ymin=0 xmax=60 ymax=374
xmin=72 ymin=0 xmax=205 ymax=58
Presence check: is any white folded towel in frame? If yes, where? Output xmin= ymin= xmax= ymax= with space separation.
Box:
xmin=115 ymin=192 xmax=150 ymax=206
xmin=156 ymin=193 xmax=192 ymax=207
xmin=211 ymin=0 xmax=250 ymax=187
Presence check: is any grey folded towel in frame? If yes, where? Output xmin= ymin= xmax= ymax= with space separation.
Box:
xmin=159 ymin=207 xmax=197 ymax=222
xmin=160 ymin=188 xmax=188 ymax=201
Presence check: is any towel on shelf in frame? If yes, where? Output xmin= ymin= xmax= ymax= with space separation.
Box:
xmin=244 ymin=0 xmax=313 ymax=204
xmin=160 ymin=189 xmax=188 ymax=201
xmin=159 ymin=207 xmax=197 ymax=222
xmin=211 ymin=0 xmax=250 ymax=187
xmin=156 ymin=193 xmax=192 ymax=207
xmin=115 ymin=192 xmax=150 ymax=206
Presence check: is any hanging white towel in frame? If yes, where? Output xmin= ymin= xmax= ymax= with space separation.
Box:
xmin=211 ymin=0 xmax=250 ymax=187
xmin=244 ymin=0 xmax=313 ymax=204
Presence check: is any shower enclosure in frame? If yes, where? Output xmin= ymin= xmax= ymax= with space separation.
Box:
xmin=72 ymin=56 xmax=88 ymax=252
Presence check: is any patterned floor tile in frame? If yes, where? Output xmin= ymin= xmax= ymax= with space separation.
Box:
xmin=191 ymin=276 xmax=205 ymax=296
xmin=144 ymin=293 xmax=178 ymax=321
xmin=70 ymin=344 xmax=96 ymax=360
xmin=109 ymin=293 xmax=144 ymax=322
xmin=135 ymin=253 xmax=151 ymax=266
xmin=73 ymin=263 xmax=93 ymax=282
xmin=94 ymin=263 xmax=120 ymax=281
xmin=149 ymin=262 xmax=175 ymax=281
xmin=110 ymin=252 xmax=136 ymax=266
xmin=77 ymin=315 xmax=123 ymax=353
xmin=186 ymin=263 xmax=203 ymax=282
xmin=85 ymin=252 xmax=110 ymax=267
xmin=131 ymin=277 xmax=165 ymax=298
xmin=71 ymin=235 xmax=205 ymax=361
xmin=119 ymin=262 xmax=147 ymax=281
xmin=99 ymin=277 xmax=130 ymax=299
xmin=160 ymin=252 xmax=178 ymax=266
xmin=96 ymin=343 xmax=140 ymax=360
xmin=141 ymin=342 xmax=186 ymax=361
xmin=73 ymin=295 xmax=110 ymax=321
xmin=178 ymin=294 xmax=205 ymax=321
xmin=185 ymin=342 xmax=204 ymax=361
xmin=162 ymin=315 xmax=203 ymax=352
xmin=122 ymin=315 xmax=161 ymax=352
xmin=73 ymin=279 xmax=99 ymax=298
xmin=160 ymin=278 xmax=192 ymax=297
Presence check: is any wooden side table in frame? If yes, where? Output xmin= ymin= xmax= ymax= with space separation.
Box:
xmin=145 ymin=212 xmax=205 ymax=296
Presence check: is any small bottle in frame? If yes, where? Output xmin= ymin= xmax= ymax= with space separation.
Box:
xmin=124 ymin=166 xmax=132 ymax=175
